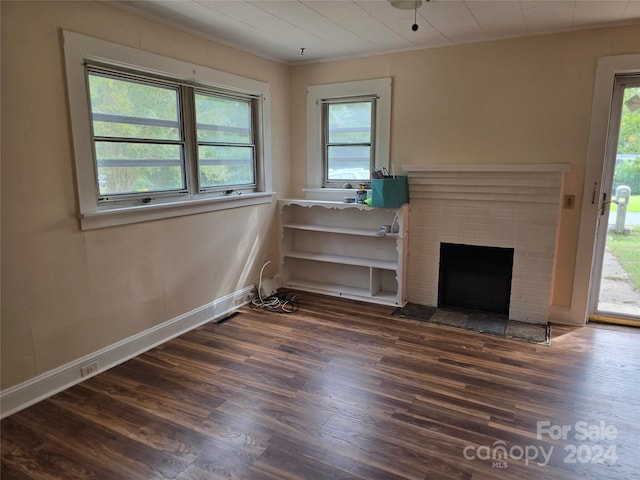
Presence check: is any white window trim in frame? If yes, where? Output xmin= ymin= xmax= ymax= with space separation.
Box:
xmin=63 ymin=30 xmax=273 ymax=230
xmin=306 ymin=78 xmax=391 ymax=193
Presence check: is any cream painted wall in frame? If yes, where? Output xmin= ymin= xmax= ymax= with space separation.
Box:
xmin=290 ymin=25 xmax=640 ymax=310
xmin=2 ymin=0 xmax=639 ymax=392
xmin=1 ymin=1 xmax=290 ymax=389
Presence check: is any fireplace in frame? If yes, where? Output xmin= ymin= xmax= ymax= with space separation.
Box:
xmin=403 ymin=163 xmax=569 ymax=324
xmin=438 ymin=243 xmax=514 ymax=314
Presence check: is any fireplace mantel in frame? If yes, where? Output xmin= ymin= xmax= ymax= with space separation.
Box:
xmin=403 ymin=163 xmax=570 ymax=173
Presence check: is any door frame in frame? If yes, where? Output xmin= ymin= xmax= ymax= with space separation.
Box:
xmin=589 ymin=74 xmax=640 ymax=319
xmin=566 ymin=54 xmax=640 ymax=326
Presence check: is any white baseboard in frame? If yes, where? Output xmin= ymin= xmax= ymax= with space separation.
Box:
xmin=0 ymin=285 xmax=256 ymax=419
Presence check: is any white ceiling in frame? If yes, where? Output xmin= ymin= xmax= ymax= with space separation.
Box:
xmin=111 ymin=0 xmax=640 ymax=64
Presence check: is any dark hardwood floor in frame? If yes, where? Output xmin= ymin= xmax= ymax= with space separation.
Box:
xmin=2 ymin=292 xmax=639 ymax=479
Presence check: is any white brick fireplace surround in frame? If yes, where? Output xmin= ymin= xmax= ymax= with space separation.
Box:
xmin=403 ymin=164 xmax=570 ymax=324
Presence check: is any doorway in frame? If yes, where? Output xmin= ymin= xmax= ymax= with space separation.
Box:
xmin=593 ymin=75 xmax=640 ymax=321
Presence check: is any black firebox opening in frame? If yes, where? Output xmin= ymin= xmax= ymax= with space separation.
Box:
xmin=438 ymin=243 xmax=514 ymax=315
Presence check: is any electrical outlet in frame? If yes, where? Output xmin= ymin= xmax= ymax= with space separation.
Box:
xmin=80 ymin=362 xmax=98 ymax=377
xmin=262 ymin=255 xmax=269 ymax=264
xmin=564 ymin=194 xmax=576 ymax=209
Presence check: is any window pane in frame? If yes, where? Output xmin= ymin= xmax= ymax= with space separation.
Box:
xmin=198 ymin=145 xmax=255 ymax=188
xmin=328 ymin=102 xmax=372 ymax=144
xmin=95 ymin=142 xmax=184 ymax=195
xmin=327 ymin=145 xmax=371 ymax=181
xmin=88 ymin=73 xmax=180 ymax=140
xmin=195 ymin=94 xmax=251 ymax=143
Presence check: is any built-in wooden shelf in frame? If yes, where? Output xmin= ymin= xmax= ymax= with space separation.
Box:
xmin=279 ymin=199 xmax=409 ymax=307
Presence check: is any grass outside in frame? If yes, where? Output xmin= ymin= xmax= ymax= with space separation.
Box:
xmin=610 ymin=194 xmax=640 ymax=212
xmin=607 ymin=230 xmax=640 ymax=291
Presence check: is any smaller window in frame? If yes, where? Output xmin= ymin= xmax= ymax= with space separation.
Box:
xmin=323 ymin=99 xmax=375 ymax=186
xmin=306 ymin=78 xmax=391 ymax=191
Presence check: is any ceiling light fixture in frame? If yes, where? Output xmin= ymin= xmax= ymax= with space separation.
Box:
xmin=390 ymin=0 xmax=422 ymax=10
xmin=390 ymin=0 xmax=427 ymax=32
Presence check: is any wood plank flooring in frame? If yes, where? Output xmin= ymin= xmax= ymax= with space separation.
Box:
xmin=2 ymin=292 xmax=639 ymax=479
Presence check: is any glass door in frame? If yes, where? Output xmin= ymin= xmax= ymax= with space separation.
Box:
xmin=594 ymin=75 xmax=640 ymax=320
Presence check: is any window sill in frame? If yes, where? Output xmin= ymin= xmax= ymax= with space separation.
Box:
xmin=304 ymin=187 xmax=371 ymax=203
xmin=80 ymin=192 xmax=275 ymax=230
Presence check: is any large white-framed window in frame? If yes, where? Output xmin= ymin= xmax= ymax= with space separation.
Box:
xmin=306 ymin=78 xmax=391 ymax=190
xmin=64 ymin=31 xmax=273 ymax=230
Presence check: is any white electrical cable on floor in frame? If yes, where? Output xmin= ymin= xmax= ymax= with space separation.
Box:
xmin=251 ymin=260 xmax=298 ymax=313
xmin=256 ymin=260 xmax=272 ymax=304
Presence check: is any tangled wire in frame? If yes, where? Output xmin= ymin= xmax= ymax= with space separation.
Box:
xmin=250 ymin=260 xmax=299 ymax=313
xmin=250 ymin=289 xmax=299 ymax=314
